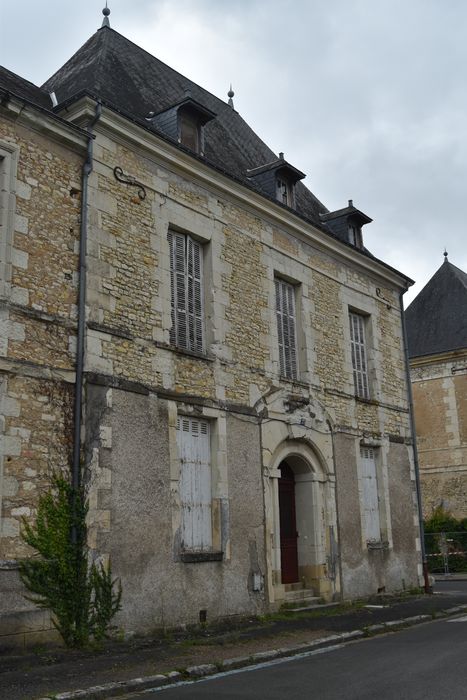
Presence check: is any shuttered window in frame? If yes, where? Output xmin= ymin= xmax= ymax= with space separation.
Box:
xmin=275 ymin=278 xmax=298 ymax=379
xmin=176 ymin=417 xmax=212 ymax=551
xmin=360 ymin=447 xmax=381 ymax=542
xmin=168 ymin=230 xmax=204 ymax=353
xmin=349 ymin=311 xmax=370 ymax=399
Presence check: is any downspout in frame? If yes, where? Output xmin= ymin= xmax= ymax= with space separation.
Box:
xmin=72 ymin=102 xmax=102 ymax=504
xmin=399 ymin=287 xmax=431 ymax=594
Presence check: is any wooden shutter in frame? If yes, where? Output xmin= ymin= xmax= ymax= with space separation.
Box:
xmin=349 ymin=312 xmax=370 ymax=398
xmin=168 ymin=231 xmax=204 ymax=352
xmin=176 ymin=417 xmax=212 ymax=551
xmin=275 ymin=278 xmax=298 ymax=379
xmin=360 ymin=447 xmax=381 ymax=542
xmin=187 ymin=236 xmax=204 ymax=353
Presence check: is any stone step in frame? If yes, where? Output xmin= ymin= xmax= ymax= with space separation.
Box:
xmin=283 ymin=588 xmax=316 ymax=602
xmin=284 ymin=582 xmax=305 ymax=593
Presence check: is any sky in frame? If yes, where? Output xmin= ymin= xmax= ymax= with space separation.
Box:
xmin=2 ymin=0 xmax=466 ymax=305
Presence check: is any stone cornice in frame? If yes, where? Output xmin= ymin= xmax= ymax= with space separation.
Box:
xmin=60 ymin=96 xmax=412 ymax=292
xmin=410 ymin=348 xmax=467 ymax=368
xmin=0 ymin=92 xmax=88 ymax=153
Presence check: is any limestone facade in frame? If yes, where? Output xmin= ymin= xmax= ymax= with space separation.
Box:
xmin=411 ymin=351 xmax=467 ymax=518
xmin=0 ymin=88 xmax=421 ymax=644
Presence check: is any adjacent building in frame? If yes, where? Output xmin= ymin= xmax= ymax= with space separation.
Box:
xmin=0 ymin=9 xmax=422 ymax=647
xmin=406 ymin=255 xmax=467 ymax=518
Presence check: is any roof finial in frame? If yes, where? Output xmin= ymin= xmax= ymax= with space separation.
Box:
xmin=102 ymin=1 xmax=111 ymax=28
xmin=444 ymin=248 xmax=448 ymax=261
xmin=227 ymin=84 xmax=235 ymax=108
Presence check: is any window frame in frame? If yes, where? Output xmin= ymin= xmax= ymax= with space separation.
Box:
xmin=275 ymin=277 xmax=299 ymax=380
xmin=176 ymin=415 xmax=212 ymax=553
xmin=167 ymin=229 xmax=205 ymax=354
xmin=0 ymin=143 xmax=19 ymax=300
xmin=349 ymin=310 xmax=370 ymax=399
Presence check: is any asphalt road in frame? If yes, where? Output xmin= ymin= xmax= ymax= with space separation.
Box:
xmin=139 ymin=611 xmax=467 ymax=699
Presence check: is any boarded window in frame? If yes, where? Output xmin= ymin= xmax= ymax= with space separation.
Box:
xmin=275 ymin=278 xmax=298 ymax=379
xmin=179 ymin=113 xmax=200 ymax=152
xmin=168 ymin=230 xmax=204 ymax=352
xmin=360 ymin=447 xmax=381 ymax=542
xmin=176 ymin=417 xmax=212 ymax=551
xmin=349 ymin=311 xmax=370 ymax=399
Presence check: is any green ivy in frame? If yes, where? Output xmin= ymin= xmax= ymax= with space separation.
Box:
xmin=19 ymin=475 xmax=121 ymax=648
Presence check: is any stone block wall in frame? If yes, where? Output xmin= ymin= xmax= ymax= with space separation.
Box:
xmin=411 ymin=353 xmax=467 ymax=518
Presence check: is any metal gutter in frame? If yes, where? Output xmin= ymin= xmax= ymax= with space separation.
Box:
xmin=399 ymin=288 xmax=431 ymax=594
xmin=71 ymin=102 xmax=102 ymax=505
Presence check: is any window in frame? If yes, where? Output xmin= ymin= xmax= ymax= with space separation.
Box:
xmin=348 ymin=224 xmax=360 ymax=247
xmin=275 ymin=278 xmax=298 ymax=379
xmin=360 ymin=447 xmax=381 ymax=543
xmin=349 ymin=311 xmax=369 ymax=398
xmin=176 ymin=416 xmax=212 ymax=551
xmin=276 ymin=177 xmax=294 ymax=206
xmin=179 ymin=112 xmax=200 ymax=152
xmin=168 ymin=230 xmax=204 ymax=353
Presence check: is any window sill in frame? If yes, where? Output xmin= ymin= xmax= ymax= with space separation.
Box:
xmin=355 ymin=395 xmax=378 ymax=406
xmin=367 ymin=540 xmax=389 ymax=551
xmin=156 ymin=341 xmax=214 ymax=362
xmin=181 ymin=551 xmax=223 ymax=563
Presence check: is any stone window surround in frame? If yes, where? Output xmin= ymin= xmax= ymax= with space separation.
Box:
xmin=269 ymin=264 xmax=312 ymax=385
xmin=356 ymin=436 xmax=393 ymax=550
xmin=342 ymin=287 xmax=380 ymax=402
xmin=0 ymin=141 xmax=19 ymax=300
xmin=167 ymin=400 xmax=229 ymax=562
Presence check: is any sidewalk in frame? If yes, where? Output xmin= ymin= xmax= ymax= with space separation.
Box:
xmin=2 ymin=583 xmax=467 ymax=700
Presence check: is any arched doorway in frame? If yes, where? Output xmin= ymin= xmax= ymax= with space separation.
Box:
xmin=278 ymin=462 xmax=299 ymax=584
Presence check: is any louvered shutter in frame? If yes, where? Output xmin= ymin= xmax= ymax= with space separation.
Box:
xmin=349 ymin=312 xmax=370 ymax=398
xmin=360 ymin=447 xmax=381 ymax=542
xmin=168 ymin=231 xmax=204 ymax=352
xmin=187 ymin=236 xmax=204 ymax=353
xmin=176 ymin=417 xmax=212 ymax=551
xmin=275 ymin=278 xmax=298 ymax=379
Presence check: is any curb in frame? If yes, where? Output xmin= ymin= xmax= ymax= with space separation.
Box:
xmin=37 ymin=606 xmax=467 ymax=700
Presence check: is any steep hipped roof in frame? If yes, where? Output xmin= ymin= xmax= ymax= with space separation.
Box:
xmin=41 ymin=26 xmax=327 ymax=225
xmin=405 ymin=258 xmax=467 ymax=358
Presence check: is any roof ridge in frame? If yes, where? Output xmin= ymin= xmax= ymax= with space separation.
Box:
xmin=447 ymin=260 xmax=467 ymax=289
xmin=102 ymin=27 xmax=244 ymax=115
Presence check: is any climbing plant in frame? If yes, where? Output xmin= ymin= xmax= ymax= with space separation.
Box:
xmin=19 ymin=474 xmax=121 ymax=648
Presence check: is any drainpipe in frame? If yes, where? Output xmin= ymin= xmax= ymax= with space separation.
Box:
xmin=71 ymin=102 xmax=102 ymax=514
xmin=399 ymin=287 xmax=431 ymax=594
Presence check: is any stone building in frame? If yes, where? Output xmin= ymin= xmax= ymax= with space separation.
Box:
xmin=0 ymin=10 xmax=422 ymax=647
xmin=406 ymin=255 xmax=467 ymax=518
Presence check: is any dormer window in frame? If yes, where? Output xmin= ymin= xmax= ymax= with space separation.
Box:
xmin=147 ymin=95 xmax=216 ymax=157
xmin=320 ymin=200 xmax=372 ymax=250
xmin=276 ymin=177 xmax=292 ymax=206
xmin=247 ymin=153 xmax=305 ymax=210
xmin=179 ymin=112 xmax=200 ymax=152
xmin=348 ymin=223 xmax=362 ymax=247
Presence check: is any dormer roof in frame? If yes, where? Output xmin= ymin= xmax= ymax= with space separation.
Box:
xmin=246 ymin=156 xmax=305 ymax=183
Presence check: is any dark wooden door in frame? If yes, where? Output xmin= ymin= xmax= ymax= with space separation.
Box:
xmin=278 ymin=462 xmax=299 ymax=584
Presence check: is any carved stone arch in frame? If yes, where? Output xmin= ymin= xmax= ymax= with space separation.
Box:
xmin=271 ymin=438 xmax=331 ymax=481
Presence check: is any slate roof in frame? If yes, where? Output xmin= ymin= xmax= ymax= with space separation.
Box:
xmin=40 ymin=26 xmax=328 ymax=225
xmin=405 ymin=258 xmax=467 ymax=358
xmin=0 ymin=23 xmax=411 ymax=284
xmin=0 ymin=65 xmax=51 ymax=110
